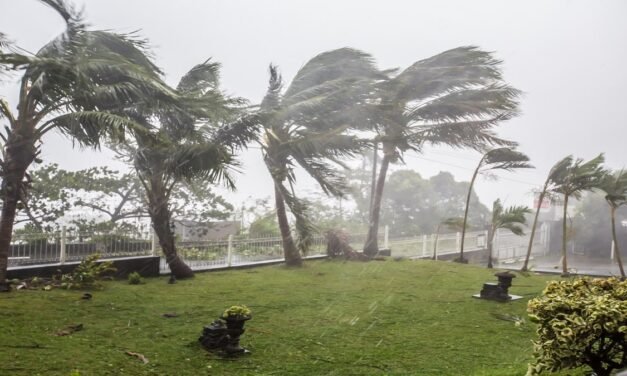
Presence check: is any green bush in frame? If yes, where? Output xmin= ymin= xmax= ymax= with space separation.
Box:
xmin=222 ymin=305 xmax=252 ymax=319
xmin=527 ymin=277 xmax=627 ymax=376
xmin=127 ymin=271 xmax=143 ymax=285
xmin=60 ymin=254 xmax=116 ymax=290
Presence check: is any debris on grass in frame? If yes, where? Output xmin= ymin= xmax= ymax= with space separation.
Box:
xmin=55 ymin=323 xmax=83 ymax=336
xmin=125 ymin=351 xmax=149 ymax=364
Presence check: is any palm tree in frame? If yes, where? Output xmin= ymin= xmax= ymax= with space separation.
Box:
xmin=363 ymin=46 xmax=522 ymax=257
xmin=432 ymin=217 xmax=464 ymax=260
xmin=257 ymin=49 xmax=383 ymax=266
xmin=598 ymin=169 xmax=627 ymax=278
xmin=0 ymin=0 xmax=174 ymax=290
xmin=487 ymin=199 xmax=531 ymax=268
xmin=121 ymin=60 xmax=252 ymax=278
xmin=458 ymin=148 xmax=532 ymax=262
xmin=521 ymin=156 xmax=573 ymax=271
xmin=551 ymin=154 xmax=606 ymax=276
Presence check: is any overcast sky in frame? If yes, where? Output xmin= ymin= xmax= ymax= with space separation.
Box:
xmin=1 ymin=0 xmax=626 ymax=212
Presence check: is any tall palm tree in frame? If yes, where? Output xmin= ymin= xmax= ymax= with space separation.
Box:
xmin=363 ymin=46 xmax=522 ymax=257
xmin=458 ymin=147 xmax=532 ymax=262
xmin=551 ymin=154 xmax=606 ymax=276
xmin=120 ymin=60 xmax=253 ymax=278
xmin=521 ymin=155 xmax=573 ymax=271
xmin=257 ymin=49 xmax=383 ymax=266
xmin=487 ymin=199 xmax=531 ymax=268
xmin=598 ymin=169 xmax=627 ymax=278
xmin=0 ymin=0 xmax=175 ymax=290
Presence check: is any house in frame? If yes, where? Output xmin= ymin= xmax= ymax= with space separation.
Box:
xmin=173 ymin=220 xmax=241 ymax=242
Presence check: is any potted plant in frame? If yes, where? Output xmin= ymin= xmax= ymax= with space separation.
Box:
xmin=222 ymin=305 xmax=252 ymax=328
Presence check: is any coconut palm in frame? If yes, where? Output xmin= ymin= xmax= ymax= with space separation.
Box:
xmin=0 ymin=0 xmax=176 ymax=290
xmin=551 ymin=154 xmax=606 ymax=276
xmin=363 ymin=46 xmax=522 ymax=257
xmin=598 ymin=169 xmax=627 ymax=278
xmin=432 ymin=217 xmax=464 ymax=260
xmin=257 ymin=49 xmax=383 ymax=266
xmin=458 ymin=148 xmax=532 ymax=262
xmin=487 ymin=199 xmax=531 ymax=268
xmin=521 ymin=155 xmax=573 ymax=271
xmin=119 ymin=60 xmax=253 ymax=278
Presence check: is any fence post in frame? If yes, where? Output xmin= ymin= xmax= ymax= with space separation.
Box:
xmin=422 ymin=234 xmax=427 ymax=257
xmin=227 ymin=234 xmax=233 ymax=267
xmin=59 ymin=226 xmax=67 ymax=264
xmin=151 ymin=230 xmax=158 ymax=256
xmin=383 ymin=225 xmax=389 ymax=249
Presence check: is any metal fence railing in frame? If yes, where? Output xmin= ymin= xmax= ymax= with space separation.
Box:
xmin=7 ymin=225 xmax=547 ymax=273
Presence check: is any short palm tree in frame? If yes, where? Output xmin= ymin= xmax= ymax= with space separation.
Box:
xmin=598 ymin=169 xmax=627 ymax=278
xmin=458 ymin=148 xmax=532 ymax=262
xmin=521 ymin=155 xmax=573 ymax=271
xmin=487 ymin=199 xmax=531 ymax=268
xmin=432 ymin=217 xmax=464 ymax=260
xmin=0 ymin=0 xmax=174 ymax=290
xmin=363 ymin=46 xmax=522 ymax=257
xmin=551 ymin=154 xmax=606 ymax=276
xmin=122 ymin=60 xmax=252 ymax=278
xmin=257 ymin=49 xmax=383 ymax=266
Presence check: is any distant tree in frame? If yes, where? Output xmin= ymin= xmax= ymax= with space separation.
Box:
xmin=0 ymin=0 xmax=175 ymax=290
xmin=459 ymin=148 xmax=532 ymax=262
xmin=487 ymin=199 xmax=530 ymax=268
xmin=521 ymin=156 xmax=573 ymax=271
xmin=256 ymin=49 xmax=382 ymax=266
xmin=598 ymin=169 xmax=627 ymax=278
xmin=363 ymin=47 xmax=521 ymax=257
xmin=551 ymin=154 xmax=606 ymax=276
xmin=375 ymin=170 xmax=490 ymax=236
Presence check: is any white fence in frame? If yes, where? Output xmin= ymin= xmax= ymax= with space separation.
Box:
xmin=7 ymin=225 xmax=548 ymax=272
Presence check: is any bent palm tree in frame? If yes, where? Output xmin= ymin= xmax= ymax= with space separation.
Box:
xmin=521 ymin=155 xmax=573 ymax=271
xmin=459 ymin=148 xmax=532 ymax=262
xmin=598 ymin=169 xmax=627 ymax=278
xmin=122 ymin=60 xmax=252 ymax=278
xmin=0 ymin=0 xmax=174 ymax=290
xmin=363 ymin=46 xmax=522 ymax=256
xmin=257 ymin=49 xmax=382 ymax=266
xmin=487 ymin=199 xmax=531 ymax=268
xmin=551 ymin=154 xmax=605 ymax=276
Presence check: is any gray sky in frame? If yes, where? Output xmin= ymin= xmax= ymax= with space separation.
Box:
xmin=1 ymin=0 xmax=626 ymax=211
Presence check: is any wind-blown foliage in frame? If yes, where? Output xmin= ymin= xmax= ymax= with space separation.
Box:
xmin=598 ymin=169 xmax=627 ymax=278
xmin=363 ymin=46 xmax=522 ymax=256
xmin=0 ymin=0 xmax=183 ymax=290
xmin=457 ymin=147 xmax=532 ymax=262
xmin=551 ymin=153 xmax=606 ymax=276
xmin=256 ymin=48 xmax=383 ymax=266
xmin=487 ymin=199 xmax=531 ymax=268
xmin=522 ymin=156 xmax=574 ymax=271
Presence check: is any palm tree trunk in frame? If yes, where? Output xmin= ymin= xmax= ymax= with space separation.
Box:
xmin=459 ymin=163 xmax=482 ymax=263
xmin=274 ymin=181 xmax=302 ymax=266
xmin=432 ymin=225 xmax=441 ymax=260
xmin=147 ymin=180 xmax=193 ymax=279
xmin=561 ymin=194 xmax=570 ymax=277
xmin=522 ymin=183 xmax=549 ymax=271
xmin=0 ymin=131 xmax=37 ymax=291
xmin=363 ymin=152 xmax=391 ymax=256
xmin=487 ymin=227 xmax=495 ymax=268
xmin=610 ymin=206 xmax=626 ymax=279
xmin=368 ymin=142 xmax=378 ymax=216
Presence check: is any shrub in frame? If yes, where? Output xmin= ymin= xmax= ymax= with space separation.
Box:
xmin=527 ymin=277 xmax=627 ymax=376
xmin=60 ymin=254 xmax=116 ymax=290
xmin=127 ymin=271 xmax=143 ymax=285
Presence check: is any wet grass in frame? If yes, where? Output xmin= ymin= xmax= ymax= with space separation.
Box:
xmin=0 ymin=259 xmax=586 ymax=375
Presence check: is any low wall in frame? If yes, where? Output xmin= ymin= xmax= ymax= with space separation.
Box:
xmin=7 ymin=256 xmax=161 ymax=280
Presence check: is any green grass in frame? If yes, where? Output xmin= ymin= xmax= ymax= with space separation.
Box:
xmin=0 ymin=259 xmax=587 ymax=375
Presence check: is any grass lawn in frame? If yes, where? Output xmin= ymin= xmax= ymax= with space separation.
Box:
xmin=0 ymin=259 xmax=587 ymax=375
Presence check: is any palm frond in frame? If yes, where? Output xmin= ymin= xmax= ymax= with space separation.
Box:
xmin=163 ymin=143 xmax=238 ymax=189
xmin=482 ymin=147 xmax=533 ymax=171
xmin=275 ymin=181 xmax=316 ymax=254
xmin=177 ymin=59 xmax=220 ymax=94
xmin=599 ymin=168 xmax=627 ymax=208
